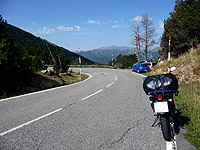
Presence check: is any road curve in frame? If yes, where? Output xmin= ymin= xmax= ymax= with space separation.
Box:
xmin=0 ymin=68 xmax=196 ymax=150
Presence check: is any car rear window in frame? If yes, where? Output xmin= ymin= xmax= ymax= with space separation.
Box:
xmin=141 ymin=63 xmax=150 ymax=67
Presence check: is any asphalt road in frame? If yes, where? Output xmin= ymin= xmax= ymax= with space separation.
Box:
xmin=0 ymin=68 xmax=196 ymax=150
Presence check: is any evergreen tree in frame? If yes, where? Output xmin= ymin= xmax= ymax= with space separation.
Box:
xmin=58 ymin=52 xmax=71 ymax=71
xmin=109 ymin=54 xmax=137 ymax=69
xmin=161 ymin=0 xmax=200 ymax=57
xmin=0 ymin=15 xmax=32 ymax=98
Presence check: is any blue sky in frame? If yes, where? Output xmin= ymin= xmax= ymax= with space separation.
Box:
xmin=1 ymin=0 xmax=175 ymax=51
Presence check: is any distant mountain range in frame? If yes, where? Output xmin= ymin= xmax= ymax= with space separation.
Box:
xmin=78 ymin=46 xmax=160 ymax=64
xmin=6 ymin=24 xmax=94 ymax=65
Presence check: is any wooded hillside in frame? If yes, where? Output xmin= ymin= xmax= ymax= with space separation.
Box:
xmin=0 ymin=15 xmax=94 ymax=98
xmin=6 ymin=24 xmax=94 ymax=65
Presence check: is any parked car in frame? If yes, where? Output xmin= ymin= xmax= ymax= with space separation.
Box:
xmin=132 ymin=62 xmax=151 ymax=73
xmin=148 ymin=62 xmax=157 ymax=70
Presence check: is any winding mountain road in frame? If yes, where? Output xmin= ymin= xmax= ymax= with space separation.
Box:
xmin=0 ymin=68 xmax=196 ymax=150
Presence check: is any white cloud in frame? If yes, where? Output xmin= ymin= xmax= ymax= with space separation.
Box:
xmin=75 ymin=26 xmax=81 ymax=31
xmin=112 ymin=24 xmax=120 ymax=28
xmin=112 ymin=24 xmax=128 ymax=29
xmin=133 ymin=16 xmax=143 ymax=22
xmin=21 ymin=25 xmax=84 ymax=34
xmin=87 ymin=20 xmax=105 ymax=25
xmin=32 ymin=22 xmax=36 ymax=25
xmin=56 ymin=25 xmax=83 ymax=32
xmin=111 ymin=19 xmax=125 ymax=24
xmin=133 ymin=16 xmax=153 ymax=23
xmin=37 ymin=26 xmax=55 ymax=34
xmin=111 ymin=20 xmax=118 ymax=24
xmin=156 ymin=20 xmax=165 ymax=33
xmin=70 ymin=32 xmax=103 ymax=35
xmin=159 ymin=20 xmax=164 ymax=28
xmin=87 ymin=20 xmax=101 ymax=24
xmin=56 ymin=25 xmax=74 ymax=31
xmin=21 ymin=26 xmax=55 ymax=34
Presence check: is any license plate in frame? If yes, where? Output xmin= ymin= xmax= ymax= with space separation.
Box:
xmin=154 ymin=102 xmax=169 ymax=113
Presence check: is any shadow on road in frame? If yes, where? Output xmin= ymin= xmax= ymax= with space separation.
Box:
xmin=173 ymin=109 xmax=190 ymax=135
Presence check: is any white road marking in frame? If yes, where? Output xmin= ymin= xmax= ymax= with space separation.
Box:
xmin=166 ymin=139 xmax=177 ymax=150
xmin=0 ymin=73 xmax=92 ymax=102
xmin=81 ymin=89 xmax=103 ymax=101
xmin=131 ymin=71 xmax=146 ymax=77
xmin=106 ymin=82 xmax=115 ymax=88
xmin=0 ymin=71 xmax=114 ymax=136
xmin=115 ymin=75 xmax=118 ymax=81
xmin=0 ymin=108 xmax=63 ymax=136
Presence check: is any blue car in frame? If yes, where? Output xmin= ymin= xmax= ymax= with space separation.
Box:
xmin=132 ymin=62 xmax=151 ymax=73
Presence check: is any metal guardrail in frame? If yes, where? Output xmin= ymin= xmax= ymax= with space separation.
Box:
xmin=68 ymin=65 xmax=113 ymax=69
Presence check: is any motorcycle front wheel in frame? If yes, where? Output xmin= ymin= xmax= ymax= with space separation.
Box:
xmin=160 ymin=114 xmax=172 ymax=141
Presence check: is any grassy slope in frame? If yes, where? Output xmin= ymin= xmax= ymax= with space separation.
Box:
xmin=147 ymin=47 xmax=200 ymax=149
xmin=24 ymin=72 xmax=88 ymax=95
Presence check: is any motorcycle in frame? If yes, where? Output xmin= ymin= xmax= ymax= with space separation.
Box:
xmin=143 ymin=67 xmax=179 ymax=141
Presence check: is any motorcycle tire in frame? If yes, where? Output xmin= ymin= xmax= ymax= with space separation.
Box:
xmin=160 ymin=115 xmax=172 ymax=141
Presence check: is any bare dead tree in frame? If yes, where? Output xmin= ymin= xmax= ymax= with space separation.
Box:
xmin=131 ymin=20 xmax=143 ymax=62
xmin=141 ymin=14 xmax=156 ymax=61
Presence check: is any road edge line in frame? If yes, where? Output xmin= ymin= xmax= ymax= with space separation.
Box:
xmin=0 ymin=73 xmax=92 ymax=102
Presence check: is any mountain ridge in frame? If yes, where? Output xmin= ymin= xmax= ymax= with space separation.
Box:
xmin=6 ymin=24 xmax=94 ymax=65
xmin=77 ymin=46 xmax=160 ymax=64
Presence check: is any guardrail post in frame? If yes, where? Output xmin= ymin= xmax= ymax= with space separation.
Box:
xmin=78 ymin=47 xmax=82 ymax=79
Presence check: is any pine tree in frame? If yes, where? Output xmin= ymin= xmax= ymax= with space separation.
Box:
xmin=161 ymin=0 xmax=200 ymax=57
xmin=0 ymin=15 xmax=32 ymax=98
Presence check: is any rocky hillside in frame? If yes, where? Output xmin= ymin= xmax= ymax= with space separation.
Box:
xmin=150 ymin=46 xmax=200 ymax=83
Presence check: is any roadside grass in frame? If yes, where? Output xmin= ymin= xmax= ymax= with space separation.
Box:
xmin=176 ymin=81 xmax=200 ymax=148
xmin=62 ymin=72 xmax=88 ymax=85
xmin=171 ymin=48 xmax=200 ymax=67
